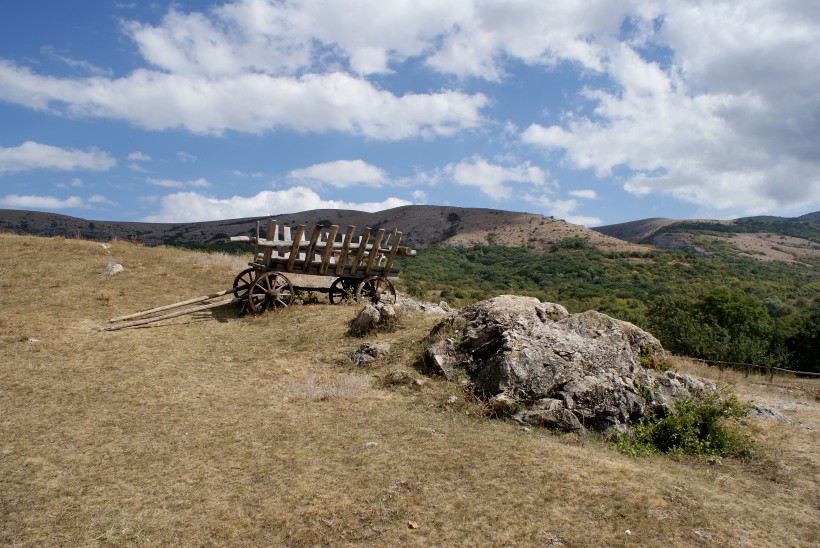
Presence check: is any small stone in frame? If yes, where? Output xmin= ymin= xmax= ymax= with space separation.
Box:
xmin=363 ymin=441 xmax=378 ymax=449
xmin=445 ymin=395 xmax=458 ymax=405
xmin=407 ymin=521 xmax=419 ymax=530
xmin=412 ymin=378 xmax=426 ymax=387
xmin=385 ymin=370 xmax=411 ymax=386
xmin=283 ymin=368 xmax=293 ymax=375
xmin=100 ymin=262 xmax=124 ymax=277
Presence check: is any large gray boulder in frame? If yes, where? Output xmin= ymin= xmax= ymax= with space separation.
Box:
xmin=424 ymin=295 xmax=712 ymax=434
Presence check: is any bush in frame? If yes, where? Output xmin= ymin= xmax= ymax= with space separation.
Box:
xmin=618 ymin=393 xmax=754 ymax=459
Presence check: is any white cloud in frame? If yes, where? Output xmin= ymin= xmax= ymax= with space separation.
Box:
xmin=411 ymin=190 xmax=427 ymax=203
xmin=128 ymin=151 xmax=151 ymax=161
xmin=569 ymin=189 xmax=597 ymax=199
xmin=525 ymin=193 xmax=601 ymax=226
xmin=522 ymin=3 xmax=820 ymax=216
xmin=230 ymin=169 xmax=264 ymax=178
xmin=440 ymin=156 xmax=547 ymax=200
xmin=0 ymin=141 xmax=116 ymax=174
xmin=143 ymin=186 xmax=413 ymax=222
xmin=0 ymin=194 xmax=100 ymax=209
xmin=288 ymin=160 xmax=388 ymax=188
xmin=0 ymin=62 xmax=487 ymax=139
xmin=147 ymin=177 xmax=211 ymax=189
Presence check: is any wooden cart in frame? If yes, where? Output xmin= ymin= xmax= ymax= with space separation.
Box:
xmin=228 ymin=219 xmax=416 ymax=314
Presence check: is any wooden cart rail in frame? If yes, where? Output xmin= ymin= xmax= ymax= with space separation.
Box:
xmin=229 ymin=219 xmax=415 ymax=279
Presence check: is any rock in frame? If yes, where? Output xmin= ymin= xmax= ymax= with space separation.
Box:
xmin=424 ymin=295 xmax=712 ymax=434
xmin=348 ymin=305 xmax=381 ymax=336
xmin=350 ymin=342 xmax=391 ymax=366
xmin=100 ymin=262 xmax=124 ymax=277
xmin=395 ymin=294 xmax=452 ymax=315
xmin=385 ymin=370 xmax=411 ymax=386
xmin=748 ymin=403 xmax=793 ymax=423
xmin=348 ymin=304 xmax=398 ymax=337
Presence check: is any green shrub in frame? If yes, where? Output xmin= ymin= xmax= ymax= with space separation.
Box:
xmin=618 ymin=393 xmax=754 ymax=459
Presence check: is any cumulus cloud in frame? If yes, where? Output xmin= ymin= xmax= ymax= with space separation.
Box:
xmin=439 ymin=156 xmax=547 ymax=200
xmin=522 ymin=3 xmax=820 ymax=215
xmin=143 ymin=186 xmax=413 ymax=222
xmin=0 ymin=62 xmax=487 ymax=139
xmin=147 ymin=177 xmax=211 ymax=189
xmin=525 ymin=193 xmax=601 ymax=227
xmin=1 ymin=0 xmax=818 ymax=217
xmin=0 ymin=141 xmax=116 ymax=174
xmin=288 ymin=160 xmax=388 ymax=188
xmin=0 ymin=194 xmax=104 ymax=209
xmin=569 ymin=189 xmax=597 ymax=199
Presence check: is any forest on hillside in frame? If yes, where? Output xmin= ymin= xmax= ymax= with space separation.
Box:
xmin=396 ymin=240 xmax=819 ymax=372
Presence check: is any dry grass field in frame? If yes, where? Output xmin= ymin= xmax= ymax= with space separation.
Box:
xmin=1 ymin=233 xmax=817 ymax=546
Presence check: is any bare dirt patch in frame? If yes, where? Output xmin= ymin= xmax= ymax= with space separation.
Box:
xmin=714 ymin=232 xmax=820 ymax=263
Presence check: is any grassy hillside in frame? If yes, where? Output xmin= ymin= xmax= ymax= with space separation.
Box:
xmin=1 ymin=234 xmax=818 ymax=545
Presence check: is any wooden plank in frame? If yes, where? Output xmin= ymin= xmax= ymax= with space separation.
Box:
xmin=253 ymin=221 xmax=261 ymax=263
xmin=363 ymin=228 xmax=385 ymax=276
xmin=349 ymin=227 xmax=371 ymax=276
xmin=335 ymin=225 xmax=356 ymax=275
xmin=382 ymin=229 xmax=401 ymax=276
xmin=263 ymin=219 xmax=277 ymax=266
xmin=285 ymin=225 xmax=305 ymax=272
xmin=319 ymin=225 xmax=339 ymax=275
xmin=301 ymin=225 xmax=323 ymax=272
xmin=109 ymin=285 xmax=249 ymax=322
xmin=102 ymin=299 xmax=237 ymax=331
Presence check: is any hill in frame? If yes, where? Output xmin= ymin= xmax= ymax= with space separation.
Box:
xmin=594 ymin=212 xmax=820 ymax=264
xmin=1 ymin=233 xmax=817 ymax=545
xmin=0 ymin=206 xmax=646 ymax=253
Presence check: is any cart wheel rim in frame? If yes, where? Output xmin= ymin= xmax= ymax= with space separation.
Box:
xmin=248 ymin=272 xmax=294 ymax=314
xmin=355 ymin=276 xmax=396 ymax=305
xmin=232 ymin=268 xmax=256 ymax=301
xmin=329 ymin=277 xmax=355 ymax=304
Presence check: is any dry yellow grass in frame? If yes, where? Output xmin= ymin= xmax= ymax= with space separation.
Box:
xmin=1 ymin=234 xmax=818 ymax=546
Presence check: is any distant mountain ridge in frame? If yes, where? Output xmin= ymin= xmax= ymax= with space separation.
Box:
xmin=594 ymin=212 xmax=820 ymax=264
xmin=0 ymin=206 xmax=645 ymax=254
xmin=2 ymin=207 xmax=817 ymax=263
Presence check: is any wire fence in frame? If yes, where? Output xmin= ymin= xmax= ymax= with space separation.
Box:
xmin=691 ymin=357 xmax=820 ymax=379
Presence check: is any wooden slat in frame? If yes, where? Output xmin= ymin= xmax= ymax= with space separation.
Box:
xmin=263 ymin=219 xmax=277 ymax=266
xmin=302 ymin=225 xmax=323 ymax=272
xmin=319 ymin=225 xmax=339 ymax=275
xmin=382 ymin=229 xmax=401 ymax=276
xmin=285 ymin=225 xmax=305 ymax=272
xmin=253 ymin=221 xmax=261 ymax=263
xmin=335 ymin=225 xmax=356 ymax=276
xmin=349 ymin=228 xmax=371 ymax=276
xmin=363 ymin=228 xmax=385 ymax=276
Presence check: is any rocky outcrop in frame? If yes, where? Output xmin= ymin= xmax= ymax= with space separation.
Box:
xmin=424 ymin=295 xmax=714 ymax=434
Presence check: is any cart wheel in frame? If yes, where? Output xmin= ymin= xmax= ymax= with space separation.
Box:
xmin=232 ymin=268 xmax=256 ymax=301
xmin=329 ymin=277 xmax=356 ymax=304
xmin=247 ymin=272 xmax=295 ymax=314
xmin=356 ymin=276 xmax=396 ymax=305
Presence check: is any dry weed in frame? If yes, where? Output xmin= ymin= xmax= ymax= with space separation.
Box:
xmin=0 ymin=234 xmax=817 ymax=546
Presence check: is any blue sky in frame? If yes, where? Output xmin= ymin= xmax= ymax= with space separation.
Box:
xmin=1 ymin=0 xmax=818 ymax=226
